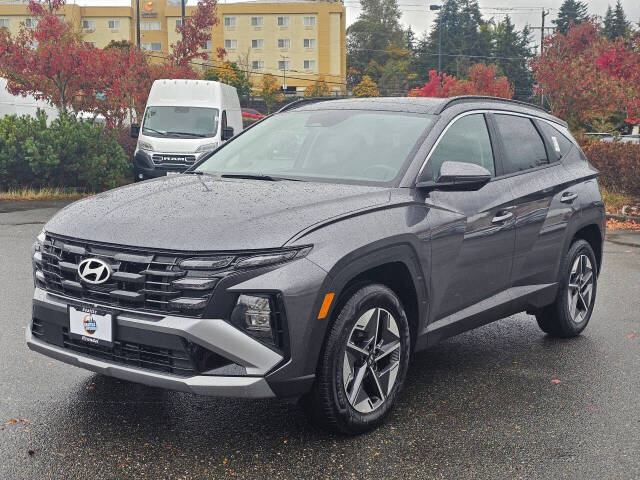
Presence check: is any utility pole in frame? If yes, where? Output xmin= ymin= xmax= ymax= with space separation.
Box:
xmin=181 ymin=0 xmax=186 ymax=38
xmin=540 ymin=8 xmax=549 ymax=108
xmin=429 ymin=4 xmax=443 ymax=76
xmin=280 ymin=54 xmax=289 ymax=91
xmin=136 ymin=0 xmax=141 ymax=48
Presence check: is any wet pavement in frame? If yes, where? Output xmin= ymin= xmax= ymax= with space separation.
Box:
xmin=1 ymin=205 xmax=638 ymax=479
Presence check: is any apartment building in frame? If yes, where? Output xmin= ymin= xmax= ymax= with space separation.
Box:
xmin=0 ymin=0 xmax=346 ymax=93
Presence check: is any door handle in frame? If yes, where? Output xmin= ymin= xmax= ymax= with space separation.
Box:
xmin=491 ymin=211 xmax=514 ymax=224
xmin=560 ymin=192 xmax=578 ymax=203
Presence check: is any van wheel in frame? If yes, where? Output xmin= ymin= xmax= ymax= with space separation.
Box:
xmin=536 ymin=239 xmax=597 ymax=338
xmin=303 ymin=284 xmax=411 ymax=435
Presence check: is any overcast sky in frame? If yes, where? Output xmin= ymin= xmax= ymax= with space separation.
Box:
xmin=71 ymin=0 xmax=640 ymax=50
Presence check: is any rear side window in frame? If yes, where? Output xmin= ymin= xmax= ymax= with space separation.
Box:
xmin=494 ymin=114 xmax=548 ymax=174
xmin=429 ymin=113 xmax=495 ymax=179
xmin=538 ymin=121 xmax=574 ymax=158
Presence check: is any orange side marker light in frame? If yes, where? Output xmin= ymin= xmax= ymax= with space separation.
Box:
xmin=317 ymin=292 xmax=335 ymax=319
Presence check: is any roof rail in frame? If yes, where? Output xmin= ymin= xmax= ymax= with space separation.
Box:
xmin=275 ymin=96 xmax=346 ymax=114
xmin=435 ymin=95 xmax=549 ymax=115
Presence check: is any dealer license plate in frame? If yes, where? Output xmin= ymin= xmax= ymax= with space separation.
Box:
xmin=69 ymin=306 xmax=113 ymax=346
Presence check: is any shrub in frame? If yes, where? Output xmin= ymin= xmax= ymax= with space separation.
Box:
xmin=0 ymin=111 xmax=131 ymax=192
xmin=579 ymin=137 xmax=640 ymax=197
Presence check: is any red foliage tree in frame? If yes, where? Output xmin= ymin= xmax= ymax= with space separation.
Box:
xmin=531 ymin=22 xmax=640 ymax=130
xmin=169 ymin=0 xmax=224 ymax=68
xmin=408 ymin=64 xmax=514 ymax=99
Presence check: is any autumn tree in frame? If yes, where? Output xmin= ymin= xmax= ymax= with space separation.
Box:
xmin=203 ymin=61 xmax=252 ymax=97
xmin=304 ymin=77 xmax=331 ymax=97
xmin=169 ymin=0 xmax=224 ymax=68
xmin=352 ymin=75 xmax=379 ymax=97
xmin=408 ymin=64 xmax=513 ymax=99
xmin=259 ymin=74 xmax=284 ymax=113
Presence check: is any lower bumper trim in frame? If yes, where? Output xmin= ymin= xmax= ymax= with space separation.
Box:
xmin=26 ymin=327 xmax=276 ymax=398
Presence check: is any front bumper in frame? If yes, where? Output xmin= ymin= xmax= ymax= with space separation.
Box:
xmin=27 ymin=288 xmax=283 ymax=398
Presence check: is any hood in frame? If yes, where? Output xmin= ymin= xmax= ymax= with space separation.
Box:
xmin=45 ymin=175 xmax=391 ymax=251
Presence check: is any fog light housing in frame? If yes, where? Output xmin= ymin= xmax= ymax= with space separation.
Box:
xmin=231 ymin=294 xmax=275 ymax=342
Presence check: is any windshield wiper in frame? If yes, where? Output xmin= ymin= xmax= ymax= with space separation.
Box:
xmin=221 ymin=173 xmax=304 ymax=182
xmin=142 ymin=127 xmax=166 ymax=136
xmin=166 ymin=131 xmax=207 ymax=138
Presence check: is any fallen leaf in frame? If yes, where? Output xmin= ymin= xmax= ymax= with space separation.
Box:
xmin=374 ymin=452 xmax=380 ymax=456
xmin=626 ymin=333 xmax=636 ymax=339
xmin=515 ymin=425 xmax=521 ymax=430
xmin=87 ymin=384 xmax=95 ymax=391
xmin=27 ymin=449 xmax=35 ymax=456
xmin=551 ymin=379 xmax=561 ymax=384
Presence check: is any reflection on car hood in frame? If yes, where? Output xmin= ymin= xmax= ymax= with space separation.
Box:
xmin=45 ymin=175 xmax=392 ymax=251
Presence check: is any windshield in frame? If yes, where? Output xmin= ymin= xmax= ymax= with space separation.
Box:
xmin=142 ymin=106 xmax=220 ymax=138
xmin=195 ymin=109 xmax=435 ymax=184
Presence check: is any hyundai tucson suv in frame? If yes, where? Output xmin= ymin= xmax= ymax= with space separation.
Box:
xmin=27 ymin=96 xmax=605 ymax=434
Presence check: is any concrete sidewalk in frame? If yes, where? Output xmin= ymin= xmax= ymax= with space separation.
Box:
xmin=606 ymin=230 xmax=640 ymax=248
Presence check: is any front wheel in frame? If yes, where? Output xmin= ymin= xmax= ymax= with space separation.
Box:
xmin=303 ymin=284 xmax=411 ymax=435
xmin=536 ymin=239 xmax=598 ymax=337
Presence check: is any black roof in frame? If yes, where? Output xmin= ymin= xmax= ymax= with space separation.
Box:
xmin=285 ymin=96 xmax=567 ymax=127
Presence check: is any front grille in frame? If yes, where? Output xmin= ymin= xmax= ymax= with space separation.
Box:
xmin=35 ymin=234 xmax=218 ymax=317
xmin=152 ymin=154 xmax=196 ymax=168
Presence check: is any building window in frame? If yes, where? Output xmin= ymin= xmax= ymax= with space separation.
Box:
xmin=277 ymin=16 xmax=290 ymax=27
xmin=85 ymin=41 xmax=97 ymax=48
xmin=277 ymin=38 xmax=290 ymax=49
xmin=304 ymin=60 xmax=316 ymax=70
xmin=82 ymin=19 xmax=96 ymax=30
xmin=303 ymin=38 xmax=316 ymax=48
xmin=303 ymin=16 xmax=316 ymax=26
xmin=251 ymin=16 xmax=263 ymax=27
xmin=108 ymin=19 xmax=120 ymax=29
xmin=224 ymin=17 xmax=235 ymax=27
xmin=25 ymin=18 xmax=38 ymax=29
xmin=57 ymin=15 xmax=65 ymax=23
xmin=278 ymin=60 xmax=290 ymax=70
xmin=252 ymin=60 xmax=264 ymax=70
xmin=202 ymin=40 xmax=213 ymax=51
xmin=175 ymin=19 xmax=183 ymax=28
xmin=251 ymin=39 xmax=264 ymax=49
xmin=0 ymin=18 xmax=10 ymax=28
xmin=141 ymin=21 xmax=161 ymax=31
xmin=224 ymin=39 xmax=237 ymax=49
xmin=141 ymin=42 xmax=162 ymax=51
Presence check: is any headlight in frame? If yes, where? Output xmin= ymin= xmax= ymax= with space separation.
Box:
xmin=235 ymin=247 xmax=312 ymax=270
xmin=138 ymin=141 xmax=153 ymax=152
xmin=231 ymin=294 xmax=277 ymax=344
xmin=195 ymin=142 xmax=219 ymax=153
xmin=33 ymin=229 xmax=46 ymax=285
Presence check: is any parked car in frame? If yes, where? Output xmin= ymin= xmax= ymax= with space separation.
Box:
xmin=28 ymin=96 xmax=605 ymax=434
xmin=130 ymin=79 xmax=243 ymax=181
xmin=241 ymin=107 xmax=266 ymax=120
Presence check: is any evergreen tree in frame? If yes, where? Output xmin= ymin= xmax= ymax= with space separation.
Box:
xmin=553 ymin=0 xmax=589 ymax=35
xmin=603 ymin=5 xmax=615 ymax=40
xmin=603 ymin=1 xmax=629 ymax=40
xmin=493 ymin=16 xmax=534 ymax=100
xmin=346 ymin=0 xmax=405 ymax=82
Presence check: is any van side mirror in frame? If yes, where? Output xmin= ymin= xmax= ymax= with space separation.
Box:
xmin=222 ymin=126 xmax=234 ymax=141
xmin=130 ymin=123 xmax=140 ymax=139
xmin=416 ymin=161 xmax=492 ymax=192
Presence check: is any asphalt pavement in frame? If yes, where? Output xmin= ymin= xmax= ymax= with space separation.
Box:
xmin=1 ymin=204 xmax=638 ymax=480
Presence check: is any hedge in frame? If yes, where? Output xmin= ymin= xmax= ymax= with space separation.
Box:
xmin=580 ymin=138 xmax=640 ymax=197
xmin=0 ymin=111 xmax=131 ymax=192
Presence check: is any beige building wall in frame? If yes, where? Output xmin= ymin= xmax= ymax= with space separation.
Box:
xmin=81 ymin=16 xmax=132 ymax=48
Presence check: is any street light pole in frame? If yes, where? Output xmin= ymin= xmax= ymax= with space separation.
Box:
xmin=280 ymin=54 xmax=289 ymax=91
xmin=181 ymin=0 xmax=186 ymax=39
xmin=429 ymin=4 xmax=443 ymax=76
xmin=136 ymin=0 xmax=141 ymax=48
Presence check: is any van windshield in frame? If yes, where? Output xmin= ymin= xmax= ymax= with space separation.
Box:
xmin=195 ymin=109 xmax=435 ymax=184
xmin=142 ymin=106 xmax=220 ymax=138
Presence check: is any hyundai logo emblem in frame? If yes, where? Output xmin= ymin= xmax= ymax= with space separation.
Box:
xmin=77 ymin=258 xmax=112 ymax=284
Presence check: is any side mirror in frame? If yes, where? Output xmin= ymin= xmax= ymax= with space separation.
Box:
xmin=222 ymin=126 xmax=234 ymax=141
xmin=130 ymin=123 xmax=140 ymax=139
xmin=417 ymin=161 xmax=492 ymax=192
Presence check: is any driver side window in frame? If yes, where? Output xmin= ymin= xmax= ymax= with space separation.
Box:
xmin=429 ymin=114 xmax=495 ymax=180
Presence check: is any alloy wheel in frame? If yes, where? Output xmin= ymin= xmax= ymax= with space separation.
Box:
xmin=342 ymin=307 xmax=402 ymax=413
xmin=567 ymin=254 xmax=594 ymax=323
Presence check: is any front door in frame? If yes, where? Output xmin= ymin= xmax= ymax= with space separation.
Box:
xmin=424 ymin=113 xmax=516 ymax=326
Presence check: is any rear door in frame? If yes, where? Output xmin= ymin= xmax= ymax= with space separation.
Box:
xmin=489 ymin=112 xmax=576 ymax=293
xmin=426 ymin=113 xmax=516 ymax=324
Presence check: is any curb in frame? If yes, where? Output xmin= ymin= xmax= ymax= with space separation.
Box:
xmin=606 ymin=213 xmax=640 ymax=222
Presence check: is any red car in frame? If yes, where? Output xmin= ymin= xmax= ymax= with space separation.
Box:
xmin=241 ymin=108 xmax=266 ymax=120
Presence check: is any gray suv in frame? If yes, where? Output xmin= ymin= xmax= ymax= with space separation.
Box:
xmin=27 ymin=97 xmax=605 ymax=434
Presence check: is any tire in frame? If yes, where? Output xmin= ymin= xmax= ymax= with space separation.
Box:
xmin=303 ymin=283 xmax=411 ymax=435
xmin=536 ymin=239 xmax=598 ymax=338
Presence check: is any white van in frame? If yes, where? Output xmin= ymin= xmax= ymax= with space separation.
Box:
xmin=131 ymin=79 xmax=243 ymax=180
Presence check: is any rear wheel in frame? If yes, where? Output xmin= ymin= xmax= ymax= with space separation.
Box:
xmin=536 ymin=239 xmax=597 ymax=337
xmin=303 ymin=284 xmax=411 ymax=435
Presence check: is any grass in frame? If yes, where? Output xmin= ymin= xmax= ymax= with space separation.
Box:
xmin=0 ymin=187 xmax=90 ymax=202
xmin=601 ymin=187 xmax=639 ymax=215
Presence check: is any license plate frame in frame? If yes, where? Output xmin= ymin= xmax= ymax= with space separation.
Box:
xmin=68 ymin=305 xmax=115 ymax=347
